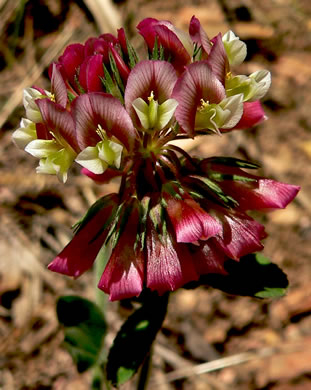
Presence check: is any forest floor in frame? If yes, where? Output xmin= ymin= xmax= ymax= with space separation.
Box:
xmin=1 ymin=0 xmax=311 ymax=389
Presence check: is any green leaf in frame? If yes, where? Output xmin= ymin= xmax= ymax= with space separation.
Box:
xmin=106 ymin=292 xmax=169 ymax=386
xmin=184 ymin=253 xmax=288 ymax=298
xmin=57 ymin=296 xmax=107 ymax=373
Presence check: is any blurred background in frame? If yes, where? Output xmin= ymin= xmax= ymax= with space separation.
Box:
xmin=1 ymin=0 xmax=311 ymax=389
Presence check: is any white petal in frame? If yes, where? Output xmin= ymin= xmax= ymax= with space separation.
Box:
xmin=75 ymin=146 xmax=107 ymax=174
xmin=12 ymin=118 xmax=37 ymax=149
xmin=132 ymin=98 xmax=149 ymax=129
xmin=219 ymin=94 xmax=244 ymax=128
xmin=25 ymin=139 xmax=60 ymax=158
xmin=249 ymin=70 xmax=271 ymax=100
xmin=222 ymin=30 xmax=247 ymax=66
xmin=157 ymin=99 xmax=178 ymax=130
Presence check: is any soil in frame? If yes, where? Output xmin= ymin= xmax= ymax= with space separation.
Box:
xmin=1 ymin=0 xmax=311 ymax=389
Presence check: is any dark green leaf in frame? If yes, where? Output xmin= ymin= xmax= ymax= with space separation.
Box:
xmin=184 ymin=253 xmax=288 ymax=298
xmin=106 ymin=292 xmax=169 ymax=386
xmin=57 ymin=296 xmax=107 ymax=373
xmin=207 ymin=157 xmax=260 ymax=169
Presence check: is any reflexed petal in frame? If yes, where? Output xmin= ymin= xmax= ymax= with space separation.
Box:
xmin=191 ymin=240 xmax=228 ymax=275
xmin=166 ymin=198 xmax=221 ymax=243
xmin=232 ymin=100 xmax=267 ymax=129
xmin=48 ymin=194 xmax=118 ymax=277
xmin=72 ymin=92 xmax=137 ymax=151
xmin=173 ymin=62 xmax=226 ymax=136
xmin=212 ymin=211 xmax=266 ymax=259
xmin=81 ymin=167 xmax=122 ymax=183
xmin=189 ymin=16 xmax=212 ymax=55
xmin=12 ymin=118 xmax=37 ymax=149
xmin=222 ymin=30 xmax=247 ymax=66
xmin=146 ymin=215 xmax=199 ymax=293
xmin=98 ymin=205 xmax=144 ymax=301
xmin=207 ymin=33 xmax=229 ymax=85
xmin=220 ymin=178 xmax=300 ymax=211
xmin=51 ymin=63 xmax=68 ymax=107
xmin=36 ymin=98 xmax=79 ymax=152
xmin=125 ymin=60 xmax=178 ymax=123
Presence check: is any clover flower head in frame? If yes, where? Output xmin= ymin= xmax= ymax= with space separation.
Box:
xmin=13 ymin=15 xmax=299 ymax=300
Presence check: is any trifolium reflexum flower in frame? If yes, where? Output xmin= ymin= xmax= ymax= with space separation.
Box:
xmin=226 ymin=70 xmax=271 ymax=102
xmin=75 ymin=125 xmax=123 ymax=174
xmin=12 ymin=118 xmax=37 ymax=149
xmin=195 ymin=94 xmax=244 ymax=133
xmin=132 ymin=91 xmax=178 ymax=131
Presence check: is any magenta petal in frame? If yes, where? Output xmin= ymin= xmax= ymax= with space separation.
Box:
xmin=58 ymin=43 xmax=85 ymax=85
xmin=232 ymin=101 xmax=267 ymax=129
xmin=189 ymin=16 xmax=212 ymax=55
xmin=213 ymin=211 xmax=266 ymax=259
xmin=206 ymin=33 xmax=229 ymax=86
xmin=191 ymin=240 xmax=228 ymax=275
xmin=72 ymin=92 xmax=137 ymax=151
xmin=166 ymin=198 xmax=221 ymax=243
xmin=153 ymin=24 xmax=191 ymax=74
xmin=117 ymin=27 xmax=128 ymax=56
xmin=36 ymin=98 xmax=79 ymax=152
xmin=81 ymin=167 xmax=122 ymax=183
xmin=220 ymin=178 xmax=300 ymax=211
xmin=98 ymin=209 xmax=144 ymax=301
xmin=125 ymin=60 xmax=178 ymax=122
xmin=172 ymin=62 xmax=226 ymax=136
xmin=110 ymin=45 xmax=130 ymax=81
xmin=51 ymin=63 xmax=68 ymax=107
xmin=146 ymin=222 xmax=199 ymax=294
xmin=79 ymin=55 xmax=105 ymax=92
xmin=137 ymin=18 xmax=161 ymax=49
xmin=48 ymin=194 xmax=118 ymax=277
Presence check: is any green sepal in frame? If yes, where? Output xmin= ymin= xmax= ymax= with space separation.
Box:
xmin=209 ymin=172 xmax=257 ymax=183
xmin=106 ymin=292 xmax=169 ymax=386
xmin=151 ymin=37 xmax=159 ymax=60
xmin=137 ymin=196 xmax=151 ymax=251
xmin=108 ymin=51 xmax=124 ymax=93
xmin=184 ymin=253 xmax=288 ymax=298
xmin=101 ymin=65 xmax=124 ymax=104
xmin=74 ymin=74 xmax=86 ymax=94
xmin=72 ymin=194 xmax=117 ymax=235
xmin=57 ymin=296 xmax=107 ymax=373
xmin=125 ymin=34 xmax=139 ymax=68
xmin=67 ymin=90 xmax=76 ymax=103
xmin=193 ymin=176 xmax=239 ymax=208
